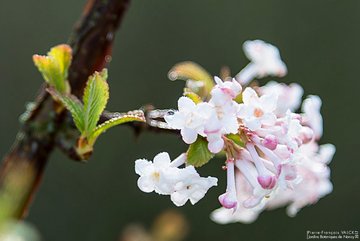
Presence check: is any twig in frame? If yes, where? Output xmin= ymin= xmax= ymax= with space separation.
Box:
xmin=0 ymin=0 xmax=130 ymax=219
xmin=56 ymin=106 xmax=179 ymax=161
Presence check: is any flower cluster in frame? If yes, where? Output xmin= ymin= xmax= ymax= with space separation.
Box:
xmin=134 ymin=39 xmax=335 ymax=223
xmin=165 ymin=77 xmax=241 ymax=153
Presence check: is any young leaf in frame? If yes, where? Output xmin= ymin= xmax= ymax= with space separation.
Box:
xmin=47 ymin=88 xmax=85 ymax=132
xmin=187 ymin=136 xmax=214 ymax=167
xmin=168 ymin=61 xmax=214 ymax=98
xmin=82 ymin=69 xmax=109 ymax=136
xmin=33 ymin=44 xmax=72 ymax=93
xmin=90 ymin=110 xmax=145 ymax=142
xmin=48 ymin=44 xmax=72 ymax=77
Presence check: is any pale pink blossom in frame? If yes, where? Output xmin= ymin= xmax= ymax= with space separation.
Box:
xmin=259 ymin=81 xmax=304 ymax=117
xmin=135 ymin=152 xmax=218 ymax=206
xmin=171 ymin=166 xmax=218 ymax=206
xmin=164 ymin=97 xmax=213 ymax=144
xmin=236 ymin=40 xmax=287 ymax=85
xmin=238 ymin=87 xmax=278 ymax=131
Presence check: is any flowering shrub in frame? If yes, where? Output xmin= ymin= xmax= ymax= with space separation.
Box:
xmin=36 ymin=40 xmax=335 ymax=225
xmin=134 ymin=40 xmax=335 ymax=224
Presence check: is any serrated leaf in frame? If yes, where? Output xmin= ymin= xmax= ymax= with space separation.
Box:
xmin=83 ymin=69 xmax=109 ymax=136
xmin=168 ymin=61 xmax=214 ymax=98
xmin=48 ymin=44 xmax=72 ymax=77
xmin=187 ymin=136 xmax=214 ymax=167
xmin=33 ymin=44 xmax=72 ymax=93
xmin=90 ymin=110 xmax=145 ymax=142
xmin=47 ymin=88 xmax=84 ymax=132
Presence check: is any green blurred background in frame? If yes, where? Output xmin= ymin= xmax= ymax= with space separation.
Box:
xmin=0 ymin=0 xmax=359 ymax=240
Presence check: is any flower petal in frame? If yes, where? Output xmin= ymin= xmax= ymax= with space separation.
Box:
xmin=181 ymin=127 xmax=198 ymax=144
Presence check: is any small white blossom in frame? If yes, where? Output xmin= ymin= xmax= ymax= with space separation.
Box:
xmin=259 ymin=81 xmax=304 ymax=117
xmin=135 ymin=152 xmax=178 ymax=194
xmin=238 ymin=87 xmax=278 ymax=131
xmin=211 ymin=76 xmax=242 ymax=106
xmin=135 ymin=152 xmax=218 ymax=207
xmin=203 ymin=116 xmax=224 ymax=153
xmin=171 ymin=166 xmax=218 ymax=206
xmin=236 ymin=40 xmax=287 ymax=85
xmin=164 ymin=97 xmax=212 ymax=144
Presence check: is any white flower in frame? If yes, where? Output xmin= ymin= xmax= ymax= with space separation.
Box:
xmin=238 ymin=87 xmax=278 ymax=131
xmin=209 ymin=77 xmax=241 ymax=135
xmin=269 ymin=111 xmax=309 ymax=152
xmin=236 ymin=40 xmax=287 ymax=85
xmin=135 ymin=152 xmax=218 ymax=207
xmin=165 ymin=97 xmax=213 ymax=144
xmin=170 ymin=166 xmax=218 ymax=206
xmin=210 ymin=76 xmax=242 ymax=106
xmin=203 ymin=116 xmax=224 ymax=153
xmin=135 ymin=152 xmax=178 ymax=194
xmin=259 ymin=81 xmax=304 ymax=117
xmin=302 ymin=95 xmax=323 ymax=139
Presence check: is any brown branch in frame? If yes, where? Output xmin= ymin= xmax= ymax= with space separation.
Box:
xmin=0 ymin=0 xmax=130 ymax=219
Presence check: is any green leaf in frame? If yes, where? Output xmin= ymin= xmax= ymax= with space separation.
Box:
xmin=48 ymin=44 xmax=72 ymax=77
xmin=90 ymin=110 xmax=145 ymax=142
xmin=187 ymin=136 xmax=214 ymax=167
xmin=33 ymin=44 xmax=72 ymax=93
xmin=168 ymin=61 xmax=214 ymax=98
xmin=47 ymin=88 xmax=84 ymax=132
xmin=82 ymin=69 xmax=109 ymax=136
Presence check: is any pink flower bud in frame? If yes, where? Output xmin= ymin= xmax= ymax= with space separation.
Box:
xmin=262 ymin=135 xmax=278 ymax=150
xmin=257 ymin=175 xmax=277 ymax=189
xmin=218 ymin=192 xmax=238 ymax=209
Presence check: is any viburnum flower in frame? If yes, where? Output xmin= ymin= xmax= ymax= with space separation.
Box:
xmin=165 ymin=76 xmax=241 ymax=154
xmin=210 ymin=76 xmax=242 ymax=106
xmin=237 ymin=87 xmax=278 ymax=131
xmin=203 ymin=116 xmax=225 ymax=153
xmin=236 ymin=40 xmax=287 ymax=85
xmin=135 ymin=152 xmax=218 ymax=206
xmin=134 ymin=39 xmax=335 ymax=224
xmin=135 ymin=152 xmax=179 ymax=194
xmin=171 ymin=165 xmax=218 ymax=206
xmin=208 ymin=77 xmax=241 ymax=134
xmin=164 ymin=97 xmax=213 ymax=144
xmin=259 ymin=81 xmax=304 ymax=117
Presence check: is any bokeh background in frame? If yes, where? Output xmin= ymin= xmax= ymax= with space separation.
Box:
xmin=0 ymin=0 xmax=359 ymax=240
